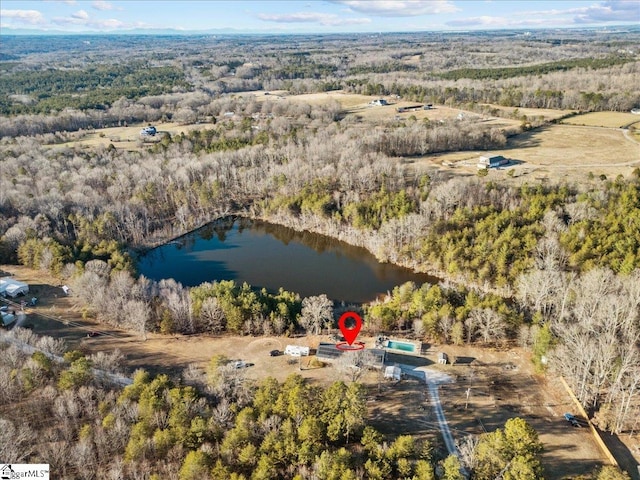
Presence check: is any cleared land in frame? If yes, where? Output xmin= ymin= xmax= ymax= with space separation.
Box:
xmin=417 ymin=123 xmax=640 ymax=181
xmin=53 ymin=90 xmax=639 ymax=184
xmin=562 ymin=111 xmax=640 ymax=128
xmin=47 ymin=121 xmax=214 ymax=152
xmin=1 ymin=264 xmax=623 ymax=478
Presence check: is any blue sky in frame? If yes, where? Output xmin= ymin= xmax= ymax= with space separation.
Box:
xmin=1 ymin=1 xmax=638 ymax=33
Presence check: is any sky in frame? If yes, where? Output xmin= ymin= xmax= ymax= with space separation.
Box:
xmin=1 ymin=0 xmax=639 ymax=34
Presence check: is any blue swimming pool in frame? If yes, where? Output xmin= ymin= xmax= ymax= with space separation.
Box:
xmin=385 ymin=340 xmax=417 ymax=353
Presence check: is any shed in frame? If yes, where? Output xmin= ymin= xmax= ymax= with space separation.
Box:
xmin=384 ymin=365 xmax=402 ymax=381
xmin=0 ymin=278 xmax=29 ymax=298
xmin=438 ymin=352 xmax=448 ymax=365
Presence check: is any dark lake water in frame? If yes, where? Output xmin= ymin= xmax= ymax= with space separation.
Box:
xmin=138 ymin=218 xmax=437 ymax=303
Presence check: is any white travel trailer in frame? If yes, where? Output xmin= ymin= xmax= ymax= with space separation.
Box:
xmin=284 ymin=345 xmax=310 ymax=357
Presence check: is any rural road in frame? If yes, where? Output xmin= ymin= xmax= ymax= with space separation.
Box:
xmin=398 ymin=364 xmax=458 ymax=456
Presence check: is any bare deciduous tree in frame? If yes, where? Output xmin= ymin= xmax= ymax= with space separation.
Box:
xmin=300 ymin=294 xmax=334 ymax=336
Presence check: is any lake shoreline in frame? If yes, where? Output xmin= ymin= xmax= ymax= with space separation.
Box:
xmin=136 ymin=214 xmax=441 ymax=303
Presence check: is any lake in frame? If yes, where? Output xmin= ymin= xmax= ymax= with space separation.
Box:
xmin=138 ymin=218 xmax=437 ymax=303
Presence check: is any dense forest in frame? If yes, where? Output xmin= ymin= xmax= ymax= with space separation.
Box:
xmin=0 ymin=29 xmax=639 ymax=479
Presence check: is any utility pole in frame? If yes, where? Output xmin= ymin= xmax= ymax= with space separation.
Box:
xmin=465 ymin=369 xmax=474 ymax=410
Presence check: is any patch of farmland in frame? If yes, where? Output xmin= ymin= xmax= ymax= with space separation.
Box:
xmin=562 ymin=111 xmax=640 ymax=128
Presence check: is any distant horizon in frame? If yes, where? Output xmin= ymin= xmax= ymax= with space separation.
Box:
xmin=2 ymin=23 xmax=639 ymax=37
xmin=1 ymin=1 xmax=639 ymax=35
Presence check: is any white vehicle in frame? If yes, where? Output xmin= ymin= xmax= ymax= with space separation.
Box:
xmin=284 ymin=345 xmax=310 ymax=357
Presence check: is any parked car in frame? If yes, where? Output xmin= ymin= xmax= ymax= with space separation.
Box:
xmin=564 ymin=413 xmax=581 ymax=427
xmin=269 ymin=350 xmax=281 ymax=357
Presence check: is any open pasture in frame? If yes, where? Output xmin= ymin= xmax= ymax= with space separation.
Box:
xmin=562 ymin=111 xmax=640 ymax=128
xmin=418 ymin=123 xmax=640 ymax=181
xmin=47 ymin=121 xmax=216 ymax=151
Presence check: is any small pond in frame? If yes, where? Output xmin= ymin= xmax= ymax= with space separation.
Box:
xmin=138 ymin=218 xmax=437 ymax=303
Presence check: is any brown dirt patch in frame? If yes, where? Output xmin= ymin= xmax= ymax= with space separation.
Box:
xmin=428 ymin=344 xmax=609 ymax=479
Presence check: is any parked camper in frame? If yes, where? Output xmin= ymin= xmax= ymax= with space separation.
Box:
xmin=284 ymin=345 xmax=310 ymax=357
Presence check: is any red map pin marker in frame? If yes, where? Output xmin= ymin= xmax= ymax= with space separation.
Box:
xmin=338 ymin=312 xmax=362 ymax=346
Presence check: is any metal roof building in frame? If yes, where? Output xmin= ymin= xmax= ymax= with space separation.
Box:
xmin=316 ymin=343 xmax=386 ymax=369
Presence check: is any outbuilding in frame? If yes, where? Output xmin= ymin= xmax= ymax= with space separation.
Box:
xmin=0 ymin=278 xmax=29 ymax=298
xmin=438 ymin=352 xmax=448 ymax=365
xmin=384 ymin=365 xmax=402 ymax=381
xmin=477 ymin=154 xmax=509 ymax=169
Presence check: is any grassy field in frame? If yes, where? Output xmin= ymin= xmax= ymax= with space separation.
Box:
xmin=562 ymin=111 xmax=640 ymax=128
xmin=47 ymin=121 xmax=216 ymax=152
xmin=242 ymin=90 xmax=521 ymax=128
xmin=417 ymin=123 xmax=640 ymax=181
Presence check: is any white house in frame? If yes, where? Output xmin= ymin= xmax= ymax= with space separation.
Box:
xmin=370 ymin=99 xmax=388 ymax=106
xmin=140 ymin=126 xmax=157 ymax=136
xmin=284 ymin=345 xmax=310 ymax=357
xmin=0 ymin=278 xmax=29 ymax=298
xmin=384 ymin=365 xmax=402 ymax=381
xmin=477 ymin=154 xmax=509 ymax=170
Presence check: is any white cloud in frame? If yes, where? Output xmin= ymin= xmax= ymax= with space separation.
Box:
xmin=448 ymin=0 xmax=639 ymax=28
xmin=0 ymin=9 xmax=46 ymax=25
xmin=258 ymin=12 xmax=371 ymax=26
xmin=52 ymin=11 xmax=126 ymax=30
xmin=445 ymin=15 xmax=552 ymax=27
xmin=332 ymin=0 xmax=459 ymax=17
xmin=71 ymin=9 xmax=90 ymax=20
xmin=446 ymin=15 xmax=508 ymax=27
xmin=92 ymin=1 xmax=115 ymax=11
xmin=572 ymin=0 xmax=639 ymax=23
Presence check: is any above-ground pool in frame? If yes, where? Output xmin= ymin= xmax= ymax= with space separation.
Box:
xmin=384 ymin=339 xmax=421 ymax=354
